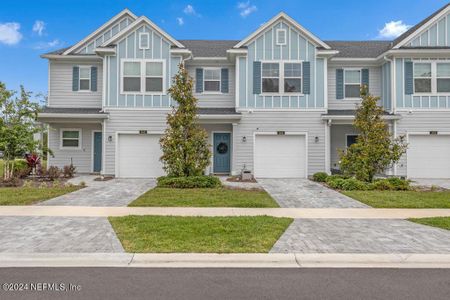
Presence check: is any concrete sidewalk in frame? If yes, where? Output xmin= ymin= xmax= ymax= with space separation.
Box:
xmin=0 ymin=206 xmax=450 ymax=219
xmin=1 ymin=253 xmax=450 ymax=268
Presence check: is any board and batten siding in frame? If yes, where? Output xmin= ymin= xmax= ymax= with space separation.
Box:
xmin=381 ymin=62 xmax=392 ymax=111
xmin=105 ymin=24 xmax=181 ymax=108
xmin=408 ymin=12 xmax=450 ymax=47
xmin=395 ymin=58 xmax=450 ymax=109
xmin=48 ymin=123 xmax=101 ymax=173
xmin=328 ymin=64 xmax=382 ymax=110
xmin=188 ymin=61 xmax=235 ymax=108
xmin=48 ymin=61 xmax=103 ymax=108
xmin=76 ymin=15 xmax=133 ymax=54
xmin=231 ymin=111 xmax=326 ymax=176
xmin=239 ymin=21 xmax=325 ymax=109
xmin=395 ymin=111 xmax=450 ymax=177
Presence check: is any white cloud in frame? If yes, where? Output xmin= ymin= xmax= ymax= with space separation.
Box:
xmin=177 ymin=17 xmax=184 ymax=26
xmin=33 ymin=39 xmax=62 ymax=50
xmin=184 ymin=5 xmax=195 ymax=15
xmin=0 ymin=22 xmax=22 ymax=45
xmin=378 ymin=20 xmax=411 ymax=39
xmin=237 ymin=1 xmax=257 ymax=18
xmin=32 ymin=20 xmax=45 ymax=36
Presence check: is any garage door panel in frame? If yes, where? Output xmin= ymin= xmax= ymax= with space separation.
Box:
xmin=254 ymin=135 xmax=306 ymax=178
xmin=118 ymin=134 xmax=165 ymax=178
xmin=408 ymin=135 xmax=450 ymax=179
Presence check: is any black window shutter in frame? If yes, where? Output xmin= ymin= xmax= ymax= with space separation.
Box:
xmin=336 ymin=69 xmax=344 ymax=99
xmin=72 ymin=66 xmax=79 ymax=91
xmin=221 ymin=68 xmax=229 ymax=93
xmin=195 ymin=68 xmax=203 ymax=93
xmin=91 ymin=66 xmax=98 ymax=92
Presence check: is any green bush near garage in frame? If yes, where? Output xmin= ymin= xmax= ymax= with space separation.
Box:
xmin=156 ymin=175 xmax=222 ymax=189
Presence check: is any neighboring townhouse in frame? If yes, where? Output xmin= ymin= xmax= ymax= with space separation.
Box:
xmin=38 ymin=4 xmax=450 ymax=179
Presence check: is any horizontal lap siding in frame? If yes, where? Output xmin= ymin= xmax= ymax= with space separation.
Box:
xmin=330 ymin=125 xmax=358 ymax=170
xmin=328 ymin=64 xmax=382 ymax=110
xmin=49 ymin=61 xmax=103 ymax=108
xmin=48 ymin=123 xmax=101 ymax=173
xmin=187 ymin=62 xmax=235 ymax=108
xmin=396 ymin=112 xmax=450 ymax=176
xmin=232 ymin=111 xmax=325 ymax=175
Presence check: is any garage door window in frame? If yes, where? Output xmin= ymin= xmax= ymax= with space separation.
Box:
xmin=61 ymin=129 xmax=81 ymax=149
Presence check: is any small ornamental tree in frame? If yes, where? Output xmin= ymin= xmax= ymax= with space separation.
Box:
xmin=0 ymin=82 xmax=45 ymax=180
xmin=159 ymin=64 xmax=211 ymax=177
xmin=339 ymin=86 xmax=407 ymax=182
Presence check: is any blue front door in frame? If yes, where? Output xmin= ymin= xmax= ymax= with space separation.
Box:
xmin=213 ymin=133 xmax=231 ymax=173
xmin=93 ymin=132 xmax=102 ymax=172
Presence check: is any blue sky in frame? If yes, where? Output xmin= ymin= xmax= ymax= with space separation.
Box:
xmin=0 ymin=0 xmax=447 ymax=99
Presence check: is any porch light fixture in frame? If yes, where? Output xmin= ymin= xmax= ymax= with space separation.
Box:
xmin=315 ymin=136 xmax=319 ymax=143
xmin=108 ymin=135 xmax=112 ymax=142
xmin=242 ymin=136 xmax=247 ymax=143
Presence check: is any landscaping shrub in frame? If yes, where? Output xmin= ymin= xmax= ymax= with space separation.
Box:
xmin=13 ymin=160 xmax=31 ymax=178
xmin=341 ymin=178 xmax=368 ymax=191
xmin=157 ymin=176 xmax=222 ymax=188
xmin=63 ymin=164 xmax=76 ymax=178
xmin=326 ymin=177 xmax=347 ymax=190
xmin=370 ymin=179 xmax=393 ymax=191
xmin=386 ymin=177 xmax=410 ymax=191
xmin=46 ymin=166 xmax=61 ymax=181
xmin=312 ymin=172 xmax=328 ymax=182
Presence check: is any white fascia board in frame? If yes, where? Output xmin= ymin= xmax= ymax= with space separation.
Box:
xmin=197 ymin=114 xmax=241 ymax=120
xmin=170 ymin=48 xmax=192 ymax=54
xmin=63 ymin=9 xmax=138 ymax=55
xmin=102 ymin=16 xmax=184 ymax=49
xmin=380 ymin=48 xmax=450 ymax=59
xmin=40 ymin=54 xmax=103 ymax=61
xmin=234 ymin=12 xmax=331 ymax=50
xmin=38 ymin=113 xmax=109 ymax=119
xmin=227 ymin=49 xmax=248 ymax=55
xmin=394 ymin=5 xmax=450 ymax=49
xmin=316 ymin=50 xmax=339 ymax=57
xmin=95 ymin=47 xmax=116 ymax=55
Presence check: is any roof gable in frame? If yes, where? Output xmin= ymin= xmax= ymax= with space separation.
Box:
xmin=102 ymin=16 xmax=184 ymax=48
xmin=234 ymin=12 xmax=330 ymax=49
xmin=393 ymin=3 xmax=450 ymax=48
xmin=63 ymin=9 xmax=137 ymax=55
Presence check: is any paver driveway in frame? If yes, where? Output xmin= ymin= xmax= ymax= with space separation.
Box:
xmin=39 ymin=178 xmax=156 ymax=207
xmin=271 ymin=219 xmax=450 ymax=254
xmin=258 ymin=179 xmax=368 ymax=208
xmin=0 ymin=216 xmax=123 ymax=253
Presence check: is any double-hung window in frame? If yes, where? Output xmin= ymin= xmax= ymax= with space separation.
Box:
xmin=61 ymin=129 xmax=81 ymax=149
xmin=262 ymin=62 xmax=302 ymax=94
xmin=344 ymin=69 xmax=361 ymax=98
xmin=414 ymin=63 xmax=432 ymax=93
xmin=436 ymin=63 xmax=450 ymax=93
xmin=203 ymin=68 xmax=221 ymax=92
xmin=121 ymin=60 xmax=165 ymax=94
xmin=79 ymin=67 xmax=91 ymax=91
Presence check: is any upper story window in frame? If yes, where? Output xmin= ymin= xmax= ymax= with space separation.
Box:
xmin=203 ymin=68 xmax=221 ymax=92
xmin=276 ymin=29 xmax=287 ymax=45
xmin=121 ymin=59 xmax=165 ymax=94
xmin=344 ymin=69 xmax=361 ymax=98
xmin=262 ymin=62 xmax=302 ymax=94
xmin=414 ymin=63 xmax=432 ymax=93
xmin=413 ymin=61 xmax=450 ymax=94
xmin=79 ymin=67 xmax=91 ymax=91
xmin=60 ymin=129 xmax=81 ymax=149
xmin=139 ymin=32 xmax=150 ymax=50
xmin=436 ymin=63 xmax=450 ymax=93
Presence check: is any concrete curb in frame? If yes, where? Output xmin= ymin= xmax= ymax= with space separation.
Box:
xmin=1 ymin=253 xmax=450 ymax=268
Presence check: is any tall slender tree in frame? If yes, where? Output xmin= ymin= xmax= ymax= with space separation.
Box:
xmin=339 ymin=86 xmax=407 ymax=182
xmin=159 ymin=64 xmax=211 ymax=177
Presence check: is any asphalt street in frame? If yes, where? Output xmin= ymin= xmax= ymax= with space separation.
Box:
xmin=0 ymin=267 xmax=449 ymax=300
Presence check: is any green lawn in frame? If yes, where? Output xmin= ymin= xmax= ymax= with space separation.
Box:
xmin=129 ymin=187 xmax=279 ymax=208
xmin=409 ymin=217 xmax=450 ymax=231
xmin=342 ymin=191 xmax=450 ymax=208
xmin=109 ymin=216 xmax=293 ymax=253
xmin=0 ymin=186 xmax=81 ymax=205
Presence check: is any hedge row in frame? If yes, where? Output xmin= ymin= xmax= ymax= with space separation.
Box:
xmin=157 ymin=176 xmax=222 ymax=188
xmin=312 ymin=172 xmax=410 ymax=191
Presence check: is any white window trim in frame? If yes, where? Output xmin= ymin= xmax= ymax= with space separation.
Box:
xmin=414 ymin=61 xmax=450 ymax=96
xmin=78 ymin=66 xmax=91 ymax=92
xmin=260 ymin=60 xmax=304 ymax=96
xmin=120 ymin=59 xmax=166 ymax=95
xmin=60 ymin=128 xmax=82 ymax=150
xmin=138 ymin=32 xmax=150 ymax=50
xmin=202 ymin=67 xmax=222 ymax=94
xmin=343 ymin=68 xmax=362 ymax=100
xmin=276 ymin=28 xmax=287 ymax=46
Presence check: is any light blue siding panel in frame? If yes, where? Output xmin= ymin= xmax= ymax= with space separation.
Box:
xmin=291 ymin=96 xmax=299 ymax=108
xmin=111 ymin=24 xmax=119 ymax=36
xmin=264 ymin=96 xmax=272 ymax=108
xmin=255 ymin=36 xmax=264 ymax=60
xmin=438 ymin=18 xmax=446 ymax=46
xmin=256 ymin=97 xmax=264 ymax=108
xmin=153 ymin=95 xmax=161 ymax=107
xmin=144 ymin=95 xmax=152 ymax=107
xmin=87 ymin=42 xmax=94 ymax=53
xmin=298 ymin=36 xmax=307 ymax=61
xmin=104 ymin=30 xmax=111 ymax=41
xmin=119 ymin=19 xmax=128 ymax=31
xmin=299 ymin=96 xmax=306 ymax=108
xmin=136 ymin=27 xmax=144 ymax=58
xmin=439 ymin=96 xmax=447 ymax=108
xmin=126 ymin=95 xmax=134 ymax=107
xmin=273 ymin=96 xmax=281 ymax=108
xmin=247 ymin=44 xmax=255 ymax=107
xmin=315 ymin=58 xmax=324 ymax=107
xmin=447 ymin=15 xmax=450 ymax=46
xmin=290 ymin=28 xmax=298 ymax=60
xmin=264 ymin=30 xmax=272 ymax=60
xmin=420 ymin=31 xmax=429 ymax=46
xmin=422 ymin=96 xmax=430 ymax=108
xmin=126 ymin=33 xmax=135 ymax=58
xmin=396 ymin=58 xmax=404 ymax=108
xmin=117 ymin=39 xmax=127 ymax=107
xmin=162 ymin=41 xmax=170 ymax=106
xmin=411 ymin=37 xmax=420 ymax=46
xmin=413 ymin=96 xmax=421 ymax=108
xmin=280 ymin=22 xmax=288 ymax=60
xmin=282 ymin=96 xmax=289 ymax=108
xmin=447 ymin=96 xmax=450 ymax=108
xmin=153 ymin=36 xmax=161 ymax=59
xmin=307 ymin=42 xmax=315 ymax=107
xmin=405 ymin=95 xmax=412 ymax=107
xmin=95 ymin=37 xmax=103 ymax=47
xmin=273 ymin=24 xmax=281 ymax=60
xmin=109 ymin=57 xmax=117 ymax=106
xmin=136 ymin=95 xmax=143 ymax=107
xmin=239 ymin=57 xmax=246 ymax=107
xmin=430 ymin=96 xmax=438 ymax=108
xmin=429 ymin=24 xmax=438 ymax=46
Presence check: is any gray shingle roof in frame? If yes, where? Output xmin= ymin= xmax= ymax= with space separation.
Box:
xmin=41 ymin=107 xmax=105 ymax=114
xmin=324 ymin=41 xmax=393 ymax=58
xmin=178 ymin=40 xmax=240 ymax=57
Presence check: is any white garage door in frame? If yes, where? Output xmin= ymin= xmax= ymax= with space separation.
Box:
xmin=408 ymin=135 xmax=450 ymax=179
xmin=254 ymin=134 xmax=306 ymax=178
xmin=117 ymin=134 xmax=165 ymax=178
